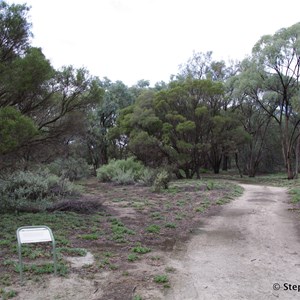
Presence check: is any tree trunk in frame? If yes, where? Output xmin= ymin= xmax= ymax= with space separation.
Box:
xmin=295 ymin=132 xmax=300 ymax=179
xmin=235 ymin=152 xmax=243 ymax=178
xmin=213 ymin=165 xmax=220 ymax=174
xmin=222 ymin=154 xmax=228 ymax=171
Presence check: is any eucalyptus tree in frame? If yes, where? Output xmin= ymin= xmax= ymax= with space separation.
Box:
xmin=252 ymin=22 xmax=300 ymax=179
xmin=178 ymin=51 xmax=241 ymax=171
xmin=0 ymin=1 xmax=31 ymax=63
xmin=85 ymin=79 xmax=136 ymax=172
xmin=117 ymin=78 xmax=244 ymax=177
xmin=230 ymin=58 xmax=273 ymax=177
xmin=0 ymin=106 xmax=37 ymax=155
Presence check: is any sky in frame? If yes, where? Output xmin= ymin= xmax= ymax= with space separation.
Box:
xmin=10 ymin=0 xmax=300 ymax=86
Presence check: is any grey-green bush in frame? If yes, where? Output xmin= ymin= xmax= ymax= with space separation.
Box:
xmin=139 ymin=168 xmax=156 ymax=186
xmin=0 ymin=169 xmax=80 ymax=213
xmin=96 ymin=157 xmax=145 ymax=184
xmin=47 ymin=157 xmax=90 ymax=181
xmin=153 ymin=170 xmax=170 ymax=192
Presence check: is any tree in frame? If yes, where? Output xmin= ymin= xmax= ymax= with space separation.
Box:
xmin=85 ymin=80 xmax=136 ymax=172
xmin=230 ymin=58 xmax=272 ymax=177
xmin=117 ymin=78 xmax=244 ymax=177
xmin=0 ymin=1 xmax=32 ymax=63
xmin=0 ymin=106 xmax=37 ymax=156
xmin=0 ymin=47 xmax=54 ymax=110
xmin=178 ymin=51 xmax=215 ymax=80
xmin=252 ymin=22 xmax=300 ymax=179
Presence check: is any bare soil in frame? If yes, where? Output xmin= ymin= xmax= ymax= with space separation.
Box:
xmin=2 ymin=178 xmax=235 ymax=300
xmin=5 ymin=181 xmax=299 ymax=300
xmin=165 ymin=184 xmax=300 ymax=300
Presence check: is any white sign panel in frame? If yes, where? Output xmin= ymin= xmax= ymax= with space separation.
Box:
xmin=18 ymin=227 xmax=52 ymax=244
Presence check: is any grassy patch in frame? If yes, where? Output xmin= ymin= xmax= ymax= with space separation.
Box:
xmin=176 ymin=200 xmax=186 ymax=207
xmin=78 ymin=233 xmax=100 ymax=240
xmin=127 ymin=253 xmax=139 ymax=262
xmin=151 ymin=212 xmax=163 ymax=220
xmin=131 ymin=244 xmax=151 ymax=254
xmin=0 ymin=288 xmax=17 ymax=299
xmin=164 ymin=222 xmax=176 ymax=229
xmin=109 ymin=217 xmax=135 ymax=243
xmin=153 ymin=274 xmax=169 ymax=283
xmin=145 ymin=224 xmax=161 ymax=234
xmin=57 ymin=247 xmax=87 ymax=256
xmin=216 ymin=197 xmax=231 ymax=205
xmin=289 ymin=188 xmax=300 ymax=203
xmin=195 ymin=198 xmax=210 ymax=213
xmin=14 ymin=261 xmax=68 ymax=276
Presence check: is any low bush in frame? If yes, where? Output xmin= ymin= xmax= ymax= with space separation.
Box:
xmin=153 ymin=170 xmax=170 ymax=192
xmin=96 ymin=158 xmax=171 ymax=190
xmin=47 ymin=157 xmax=90 ymax=181
xmin=0 ymin=169 xmax=80 ymax=213
xmin=97 ymin=157 xmax=144 ymax=184
xmin=112 ymin=169 xmax=136 ymax=185
xmin=139 ymin=168 xmax=156 ymax=186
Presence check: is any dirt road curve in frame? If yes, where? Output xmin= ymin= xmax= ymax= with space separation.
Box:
xmin=165 ymin=184 xmax=300 ymax=300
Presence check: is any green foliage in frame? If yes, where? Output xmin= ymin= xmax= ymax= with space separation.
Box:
xmin=0 ymin=169 xmax=80 ymax=213
xmin=0 ymin=288 xmax=17 ymax=299
xmin=78 ymin=233 xmax=99 ymax=240
xmin=48 ymin=157 xmax=90 ymax=181
xmin=15 ymin=261 xmax=68 ymax=276
xmin=96 ymin=157 xmax=159 ymax=186
xmin=8 ymin=47 xmax=54 ymax=96
xmin=165 ymin=222 xmax=176 ymax=228
xmin=145 ymin=224 xmax=161 ymax=234
xmin=289 ymin=188 xmax=300 ymax=204
xmin=153 ymin=274 xmax=169 ymax=283
xmin=176 ymin=120 xmax=196 ymax=133
xmin=57 ymin=247 xmax=87 ymax=256
xmin=206 ymin=181 xmax=215 ymax=190
xmin=116 ymin=77 xmax=244 ymax=177
xmin=0 ymin=1 xmax=32 ymax=62
xmin=151 ymin=212 xmax=163 ymax=220
xmin=0 ymin=107 xmax=38 ymax=154
xmin=251 ymin=22 xmax=300 ymax=179
xmin=109 ymin=217 xmax=135 ymax=243
xmin=139 ymin=168 xmax=156 ymax=186
xmin=153 ymin=170 xmax=170 ymax=192
xmin=112 ymin=169 xmax=136 ymax=185
xmin=127 ymin=253 xmax=139 ymax=262
xmin=131 ymin=244 xmax=151 ymax=254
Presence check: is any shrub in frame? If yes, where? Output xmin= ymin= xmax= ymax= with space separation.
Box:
xmin=96 ymin=158 xmax=170 ymax=190
xmin=0 ymin=169 xmax=80 ymax=213
xmin=131 ymin=245 xmax=151 ymax=254
xmin=96 ymin=157 xmax=145 ymax=184
xmin=139 ymin=168 xmax=156 ymax=186
xmin=112 ymin=169 xmax=136 ymax=185
xmin=48 ymin=157 xmax=90 ymax=181
xmin=153 ymin=274 xmax=169 ymax=283
xmin=153 ymin=170 xmax=170 ymax=192
xmin=96 ymin=162 xmax=115 ymax=182
xmin=145 ymin=224 xmax=161 ymax=233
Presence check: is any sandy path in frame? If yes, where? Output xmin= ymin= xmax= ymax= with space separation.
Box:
xmin=165 ymin=184 xmax=300 ymax=300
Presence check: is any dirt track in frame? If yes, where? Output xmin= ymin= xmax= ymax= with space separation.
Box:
xmin=165 ymin=184 xmax=300 ymax=300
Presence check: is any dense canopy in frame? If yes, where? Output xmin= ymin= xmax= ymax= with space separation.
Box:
xmin=0 ymin=1 xmax=300 ymax=180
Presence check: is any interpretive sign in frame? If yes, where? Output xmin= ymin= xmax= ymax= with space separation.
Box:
xmin=16 ymin=226 xmax=57 ymax=282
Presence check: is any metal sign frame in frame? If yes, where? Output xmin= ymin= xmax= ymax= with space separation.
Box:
xmin=16 ymin=226 xmax=57 ymax=282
